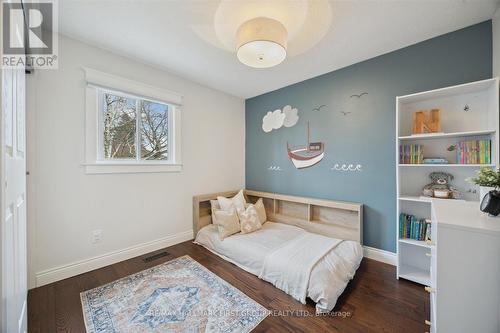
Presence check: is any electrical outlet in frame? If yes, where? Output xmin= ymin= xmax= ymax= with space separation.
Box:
xmin=92 ymin=229 xmax=102 ymax=244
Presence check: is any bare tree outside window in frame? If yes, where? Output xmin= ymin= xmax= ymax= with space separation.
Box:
xmin=101 ymin=91 xmax=170 ymax=161
xmin=102 ymin=93 xmax=136 ymax=159
xmin=141 ymin=101 xmax=169 ymax=160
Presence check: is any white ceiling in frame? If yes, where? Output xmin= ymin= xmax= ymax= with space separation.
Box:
xmin=59 ymin=0 xmax=499 ymax=99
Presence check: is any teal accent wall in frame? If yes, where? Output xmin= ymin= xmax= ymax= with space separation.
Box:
xmin=245 ymin=21 xmax=492 ymax=252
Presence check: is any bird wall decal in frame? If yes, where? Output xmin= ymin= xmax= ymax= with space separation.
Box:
xmin=312 ymin=104 xmax=326 ymax=112
xmin=340 ymin=111 xmax=352 ymax=116
xmin=349 ymin=92 xmax=368 ymax=98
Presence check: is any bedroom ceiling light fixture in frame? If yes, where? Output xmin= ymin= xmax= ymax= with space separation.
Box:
xmin=236 ymin=17 xmax=287 ymax=68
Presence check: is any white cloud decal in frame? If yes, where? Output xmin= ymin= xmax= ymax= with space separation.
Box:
xmin=262 ymin=109 xmax=285 ymax=133
xmin=262 ymin=105 xmax=299 ymax=133
xmin=282 ymin=105 xmax=299 ymax=128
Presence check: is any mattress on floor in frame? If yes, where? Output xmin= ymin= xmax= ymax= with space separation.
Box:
xmin=194 ymin=221 xmax=363 ymax=313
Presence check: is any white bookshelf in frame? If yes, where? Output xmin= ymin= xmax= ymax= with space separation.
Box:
xmin=398 ymin=195 xmax=432 ymax=203
xmin=398 ymin=129 xmax=496 ymax=140
xmin=396 ymin=77 xmax=499 ymax=286
xmin=398 ymin=238 xmax=432 ymax=248
xmin=398 ymin=163 xmax=495 ymax=167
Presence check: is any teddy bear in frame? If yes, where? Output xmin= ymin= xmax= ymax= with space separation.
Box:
xmin=422 ymin=172 xmax=460 ymax=199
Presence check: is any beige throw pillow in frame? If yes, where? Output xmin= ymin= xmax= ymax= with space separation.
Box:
xmin=218 ymin=190 xmax=246 ymax=214
xmin=210 ymin=200 xmax=220 ymax=224
xmin=254 ymin=198 xmax=267 ymax=224
xmin=238 ymin=205 xmax=262 ymax=234
xmin=214 ymin=209 xmax=240 ymax=240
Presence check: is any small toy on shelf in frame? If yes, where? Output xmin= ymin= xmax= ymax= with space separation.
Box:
xmin=412 ymin=109 xmax=441 ymax=134
xmin=422 ymin=171 xmax=460 ymax=199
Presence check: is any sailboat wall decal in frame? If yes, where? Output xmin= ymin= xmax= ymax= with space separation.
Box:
xmin=287 ymin=122 xmax=325 ymax=169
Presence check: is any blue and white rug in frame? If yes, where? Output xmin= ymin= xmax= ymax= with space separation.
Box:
xmin=81 ymin=255 xmax=268 ymax=333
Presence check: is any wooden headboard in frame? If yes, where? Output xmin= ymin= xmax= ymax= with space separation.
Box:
xmin=193 ymin=190 xmax=363 ymax=243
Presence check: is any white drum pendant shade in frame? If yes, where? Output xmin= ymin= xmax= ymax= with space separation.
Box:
xmin=236 ymin=17 xmax=288 ymax=68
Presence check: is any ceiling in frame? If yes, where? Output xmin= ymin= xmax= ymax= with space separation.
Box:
xmin=59 ymin=0 xmax=499 ymax=99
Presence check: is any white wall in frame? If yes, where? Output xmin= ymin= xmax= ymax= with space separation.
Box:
xmin=26 ymin=35 xmax=245 ymax=287
xmin=494 ymin=6 xmax=500 ymax=77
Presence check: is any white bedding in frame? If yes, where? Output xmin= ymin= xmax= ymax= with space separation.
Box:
xmin=194 ymin=222 xmax=363 ymax=313
xmin=259 ymin=231 xmax=343 ymax=304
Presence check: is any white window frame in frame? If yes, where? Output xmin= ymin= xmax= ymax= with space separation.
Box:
xmin=83 ymin=67 xmax=182 ymax=174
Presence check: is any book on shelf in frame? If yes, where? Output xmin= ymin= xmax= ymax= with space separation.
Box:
xmin=399 ymin=144 xmax=424 ymax=164
xmin=455 ymin=139 xmax=491 ymax=164
xmin=399 ymin=213 xmax=431 ymax=241
xmin=423 ymin=158 xmax=448 ymax=164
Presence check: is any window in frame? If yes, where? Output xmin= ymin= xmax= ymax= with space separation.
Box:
xmin=84 ymin=68 xmax=182 ymax=174
xmin=99 ymin=90 xmax=171 ymax=162
xmin=100 ymin=92 xmax=137 ymax=160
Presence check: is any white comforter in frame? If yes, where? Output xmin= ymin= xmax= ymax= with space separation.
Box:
xmin=194 ymin=222 xmax=363 ymax=313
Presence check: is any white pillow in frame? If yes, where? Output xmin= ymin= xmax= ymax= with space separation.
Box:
xmin=217 ymin=190 xmax=246 ymax=214
xmin=238 ymin=204 xmax=262 ymax=234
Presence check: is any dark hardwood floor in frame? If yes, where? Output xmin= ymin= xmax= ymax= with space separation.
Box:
xmin=28 ymin=241 xmax=429 ymax=333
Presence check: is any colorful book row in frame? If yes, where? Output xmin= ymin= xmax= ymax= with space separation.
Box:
xmin=399 ymin=144 xmax=424 ymax=164
xmin=455 ymin=139 xmax=491 ymax=164
xmin=399 ymin=213 xmax=431 ymax=241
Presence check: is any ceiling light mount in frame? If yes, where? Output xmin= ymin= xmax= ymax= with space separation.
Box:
xmin=236 ymin=17 xmax=287 ymax=68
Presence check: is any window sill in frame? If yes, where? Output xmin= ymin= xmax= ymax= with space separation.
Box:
xmin=83 ymin=162 xmax=183 ymax=174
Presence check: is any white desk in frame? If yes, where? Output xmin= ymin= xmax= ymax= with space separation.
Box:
xmin=429 ymin=199 xmax=500 ymax=333
xmin=432 ymin=199 xmax=500 ymax=234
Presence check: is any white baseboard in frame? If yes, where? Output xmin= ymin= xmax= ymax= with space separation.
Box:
xmin=35 ymin=233 xmax=395 ymax=287
xmin=35 ymin=230 xmax=193 ymax=287
xmin=363 ymin=245 xmax=397 ymax=266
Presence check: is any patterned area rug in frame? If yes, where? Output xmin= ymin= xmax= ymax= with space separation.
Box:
xmin=81 ymin=255 xmax=268 ymax=333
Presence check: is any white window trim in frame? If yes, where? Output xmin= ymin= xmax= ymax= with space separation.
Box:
xmin=83 ymin=67 xmax=182 ymax=105
xmin=83 ymin=68 xmax=182 ymax=174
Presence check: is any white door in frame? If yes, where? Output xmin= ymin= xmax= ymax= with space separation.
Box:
xmin=2 ymin=66 xmax=27 ymax=332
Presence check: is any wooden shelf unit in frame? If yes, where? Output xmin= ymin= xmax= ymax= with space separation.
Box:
xmin=192 ymin=190 xmax=364 ymax=243
xmin=396 ymin=78 xmax=499 ymax=332
xmin=244 ymin=190 xmax=363 ymax=243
